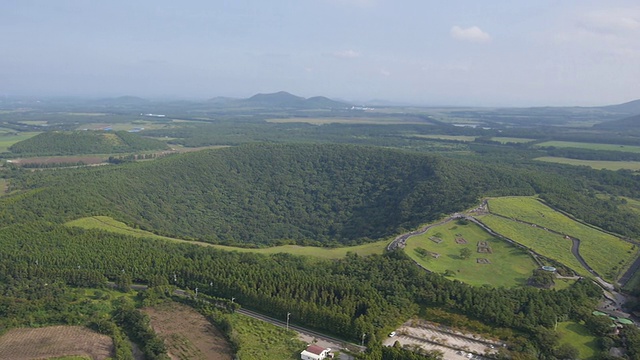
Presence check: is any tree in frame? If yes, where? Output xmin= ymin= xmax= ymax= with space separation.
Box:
xmin=460 ymin=248 xmax=472 ymax=260
xmin=554 ymin=343 xmax=579 ymax=360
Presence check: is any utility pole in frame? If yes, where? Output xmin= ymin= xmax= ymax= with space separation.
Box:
xmin=361 ymin=333 xmax=366 ymax=346
xmin=195 ymin=287 xmax=198 ymax=298
xmin=287 ymin=312 xmax=291 ymax=331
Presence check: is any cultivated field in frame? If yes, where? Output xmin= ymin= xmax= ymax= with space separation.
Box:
xmin=535 ymin=141 xmax=640 ymax=153
xmin=228 ymin=313 xmax=304 ymax=360
xmin=534 ymin=157 xmax=640 ymax=171
xmin=404 ymin=220 xmax=538 ymax=287
xmin=9 ymin=155 xmax=106 ymax=166
xmin=556 ymin=321 xmax=598 ymax=360
xmin=490 ymin=137 xmax=535 ymax=144
xmin=265 ymin=117 xmax=430 ymax=125
xmin=0 ymin=326 xmax=113 ymax=360
xmin=143 ymin=302 xmax=233 ymax=360
xmin=486 ymin=197 xmax=636 ymax=280
xmin=410 ymin=134 xmax=477 ymax=142
xmin=65 ymin=216 xmax=388 ymax=259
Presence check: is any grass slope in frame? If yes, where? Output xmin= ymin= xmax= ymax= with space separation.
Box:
xmin=65 ymin=216 xmax=388 ymax=259
xmin=404 ymin=220 xmax=538 ymax=287
xmin=229 ymin=314 xmax=305 ymax=360
xmin=486 ymin=197 xmax=636 ymax=281
xmin=0 ymin=131 xmax=40 ymax=152
xmin=556 ymin=321 xmax=598 ymax=360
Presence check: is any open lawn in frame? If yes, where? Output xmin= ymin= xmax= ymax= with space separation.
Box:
xmin=404 ymin=220 xmax=538 ymax=287
xmin=410 ymin=134 xmax=477 ymax=142
xmin=0 ymin=131 xmax=40 ymax=152
xmin=65 ymin=216 xmax=388 ymax=259
xmin=535 ymin=141 xmax=640 ymax=153
xmin=490 ymin=137 xmax=535 ymax=144
xmin=0 ymin=326 xmax=113 ymax=360
xmin=143 ymin=302 xmax=233 ymax=360
xmin=556 ymin=321 xmax=598 ymax=360
xmin=486 ymin=197 xmax=636 ymax=281
xmin=228 ymin=313 xmax=304 ymax=360
xmin=534 ymin=157 xmax=640 ymax=171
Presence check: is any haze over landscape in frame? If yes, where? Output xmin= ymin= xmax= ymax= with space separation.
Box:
xmin=2 ymin=0 xmax=639 ymax=106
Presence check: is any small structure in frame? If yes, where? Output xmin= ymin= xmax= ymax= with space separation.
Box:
xmin=541 ymin=266 xmax=556 ymax=272
xmin=301 ymin=344 xmax=331 ymax=360
xmin=477 ymin=258 xmax=491 ymax=264
xmin=429 ymin=236 xmax=443 ymax=244
xmin=455 ymin=237 xmax=468 ymax=245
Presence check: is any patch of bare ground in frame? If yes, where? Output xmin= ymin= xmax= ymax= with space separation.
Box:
xmin=10 ymin=156 xmax=106 ymax=165
xmin=143 ymin=302 xmax=233 ymax=360
xmin=0 ymin=325 xmax=113 ymax=360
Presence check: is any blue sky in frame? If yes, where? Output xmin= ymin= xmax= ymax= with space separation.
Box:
xmin=1 ymin=0 xmax=639 ymax=106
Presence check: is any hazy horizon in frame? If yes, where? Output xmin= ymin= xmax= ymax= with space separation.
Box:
xmin=2 ymin=0 xmax=639 ymax=107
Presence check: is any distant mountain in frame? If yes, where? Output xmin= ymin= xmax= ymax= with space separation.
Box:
xmin=206 ymin=96 xmax=238 ymax=105
xmin=594 ymin=113 xmax=640 ymax=130
xmin=599 ymin=99 xmax=640 ymax=115
xmin=238 ymin=91 xmax=350 ymax=109
xmin=96 ymin=96 xmax=150 ymax=105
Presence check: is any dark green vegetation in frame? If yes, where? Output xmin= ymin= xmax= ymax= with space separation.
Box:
xmin=2 ymin=95 xmax=640 ymax=359
xmin=7 ymin=130 xmax=168 ymax=156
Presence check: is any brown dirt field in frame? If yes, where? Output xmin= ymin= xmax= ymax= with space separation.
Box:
xmin=0 ymin=325 xmax=113 ymax=360
xmin=11 ymin=156 xmax=106 ymax=165
xmin=143 ymin=302 xmax=233 ymax=360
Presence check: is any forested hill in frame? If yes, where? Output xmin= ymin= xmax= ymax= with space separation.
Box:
xmin=8 ymin=130 xmax=169 ymax=156
xmin=3 ymin=144 xmax=540 ymax=246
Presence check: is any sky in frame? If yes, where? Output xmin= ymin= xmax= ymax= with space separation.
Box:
xmin=1 ymin=0 xmax=639 ymax=106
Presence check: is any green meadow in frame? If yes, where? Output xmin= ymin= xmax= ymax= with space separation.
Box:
xmin=478 ymin=215 xmax=589 ymax=277
xmin=228 ymin=313 xmax=305 ymax=360
xmin=404 ymin=220 xmax=538 ymax=287
xmin=556 ymin=321 xmax=598 ymax=360
xmin=535 ymin=141 xmax=640 ymax=153
xmin=65 ymin=216 xmax=388 ymax=259
xmin=486 ymin=197 xmax=636 ymax=281
xmin=534 ymin=157 xmax=640 ymax=171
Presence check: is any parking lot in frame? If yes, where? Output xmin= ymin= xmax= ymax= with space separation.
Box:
xmin=383 ymin=321 xmax=501 ymax=360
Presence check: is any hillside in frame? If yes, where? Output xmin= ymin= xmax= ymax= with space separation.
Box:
xmin=594 ymin=113 xmax=640 ymax=131
xmin=8 ymin=130 xmax=169 ymax=156
xmin=1 ymin=143 xmax=538 ymax=246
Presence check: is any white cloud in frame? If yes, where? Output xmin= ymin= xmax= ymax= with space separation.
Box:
xmin=332 ymin=49 xmax=361 ymax=58
xmin=450 ymin=26 xmax=491 ymax=43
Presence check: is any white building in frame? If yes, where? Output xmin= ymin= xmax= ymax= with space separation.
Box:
xmin=301 ymin=344 xmax=330 ymax=360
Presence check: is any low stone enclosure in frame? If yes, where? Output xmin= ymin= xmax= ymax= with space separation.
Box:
xmin=429 ymin=236 xmax=443 ymax=244
xmin=477 ymin=241 xmax=492 ymax=254
xmin=477 ymin=258 xmax=491 ymax=264
xmin=455 ymin=237 xmax=468 ymax=245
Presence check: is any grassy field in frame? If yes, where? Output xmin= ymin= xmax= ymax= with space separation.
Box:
xmin=486 ymin=197 xmax=636 ymax=281
xmin=65 ymin=216 xmax=388 ymax=259
xmin=0 ymin=131 xmax=41 ymax=152
xmin=404 ymin=220 xmax=538 ymax=287
xmin=228 ymin=313 xmax=305 ymax=360
xmin=410 ymin=134 xmax=477 ymax=142
xmin=535 ymin=141 xmax=640 ymax=153
xmin=556 ymin=321 xmax=598 ymax=360
xmin=490 ymin=137 xmax=535 ymax=144
xmin=534 ymin=157 xmax=640 ymax=171
xmin=478 ymin=215 xmax=589 ymax=277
